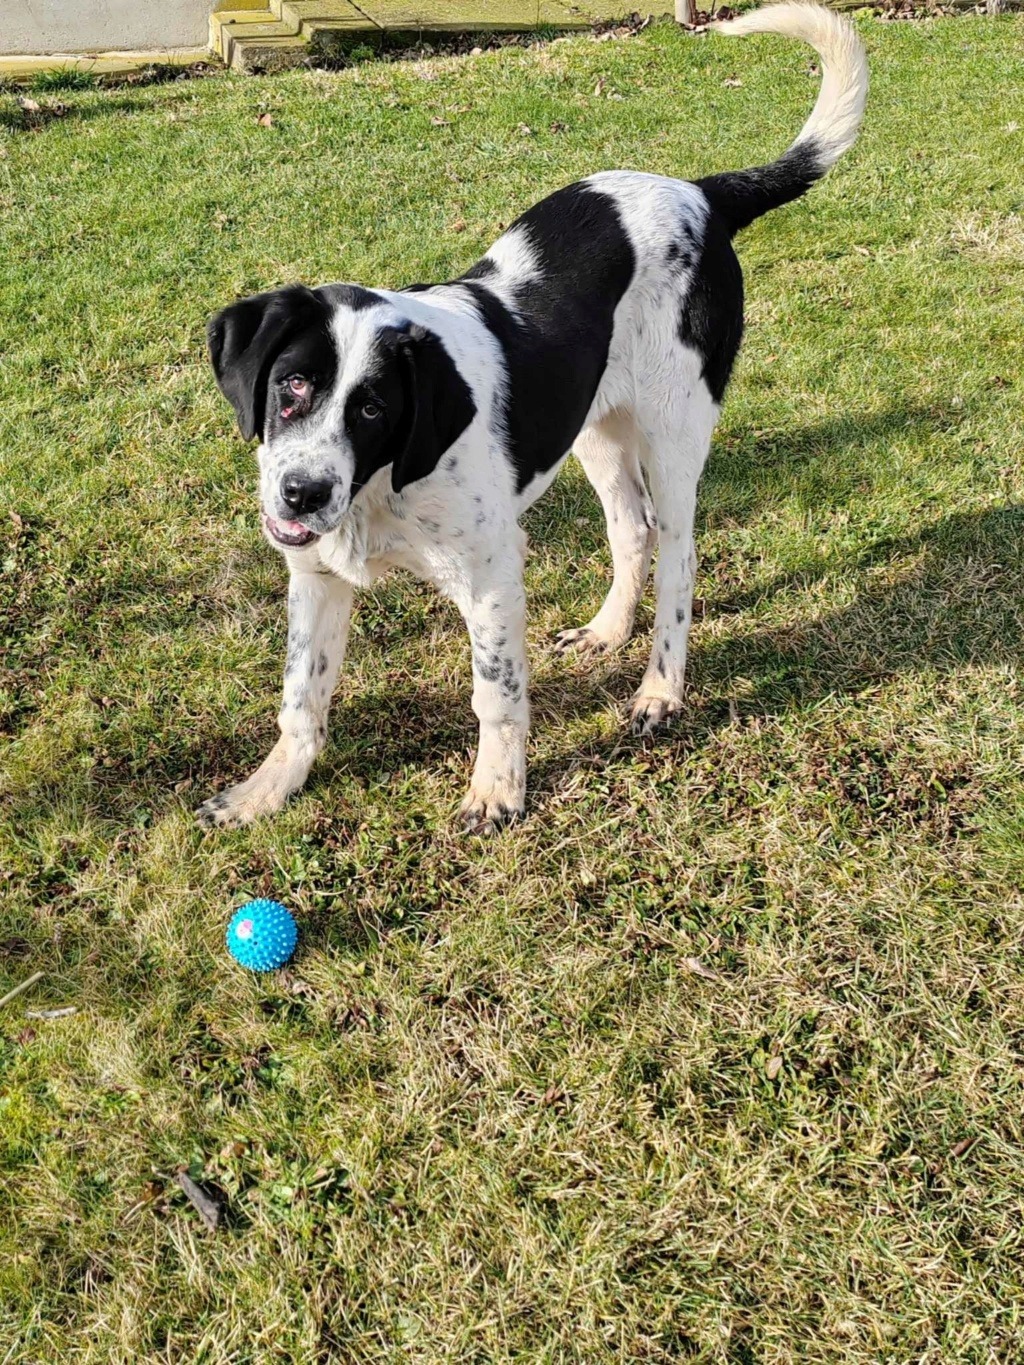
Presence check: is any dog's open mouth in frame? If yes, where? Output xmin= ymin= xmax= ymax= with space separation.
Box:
xmin=263 ymin=514 xmax=321 ymax=548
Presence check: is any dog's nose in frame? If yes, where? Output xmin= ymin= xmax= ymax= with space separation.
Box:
xmin=280 ymin=474 xmax=333 ymax=516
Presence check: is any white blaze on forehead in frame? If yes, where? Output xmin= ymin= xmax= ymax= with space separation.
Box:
xmin=326 ymin=301 xmax=401 ymax=419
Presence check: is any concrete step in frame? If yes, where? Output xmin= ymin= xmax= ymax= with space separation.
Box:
xmin=210 ymin=8 xmax=308 ymax=71
xmin=278 ymin=1 xmax=383 ymax=58
xmin=210 ymin=0 xmax=629 ymax=74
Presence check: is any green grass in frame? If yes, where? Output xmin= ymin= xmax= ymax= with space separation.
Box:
xmin=29 ymin=67 xmax=98 ymax=93
xmin=2 ymin=16 xmax=1024 ymax=1362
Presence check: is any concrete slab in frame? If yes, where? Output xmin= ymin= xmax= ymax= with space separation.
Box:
xmin=220 ymin=17 xmax=300 ymax=38
xmin=354 ymin=0 xmax=591 ymax=31
xmin=576 ymin=1 xmax=644 ymax=18
xmin=0 ymin=47 xmax=211 ymax=82
xmin=280 ymin=1 xmax=380 ymax=33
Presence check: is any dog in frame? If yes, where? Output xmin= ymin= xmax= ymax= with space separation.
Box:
xmin=197 ymin=2 xmax=867 ymax=834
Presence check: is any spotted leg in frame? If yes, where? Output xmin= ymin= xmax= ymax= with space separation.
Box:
xmin=555 ymin=410 xmax=656 ymax=659
xmin=196 ymin=570 xmax=353 ymax=828
xmin=630 ymin=384 xmax=718 ymax=734
xmin=455 ymin=534 xmax=530 ymax=833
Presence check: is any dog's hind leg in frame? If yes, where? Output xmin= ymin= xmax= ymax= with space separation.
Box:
xmin=554 ymin=410 xmax=656 ymax=659
xmin=629 ymin=382 xmax=717 ymax=734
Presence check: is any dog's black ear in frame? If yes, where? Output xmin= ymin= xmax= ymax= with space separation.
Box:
xmin=391 ymin=324 xmax=476 ymax=494
xmin=207 ymin=286 xmax=323 ymax=441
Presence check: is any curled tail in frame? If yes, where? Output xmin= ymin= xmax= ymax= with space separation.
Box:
xmin=698 ymin=2 xmax=868 ymax=235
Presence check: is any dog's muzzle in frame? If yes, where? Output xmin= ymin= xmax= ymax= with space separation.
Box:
xmin=263 ymin=514 xmax=320 ymax=548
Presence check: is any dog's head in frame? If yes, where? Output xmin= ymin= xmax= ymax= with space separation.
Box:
xmin=207 ymin=284 xmax=476 ymax=549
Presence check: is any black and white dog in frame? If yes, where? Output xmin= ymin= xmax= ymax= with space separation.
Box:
xmin=198 ymin=2 xmax=867 ymax=833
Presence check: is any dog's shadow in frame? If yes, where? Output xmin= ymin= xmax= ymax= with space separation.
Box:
xmin=314 ymin=497 xmax=1024 ymax=802
xmin=314 ymin=399 xmax=1022 ymax=793
xmin=9 ymin=403 xmax=1015 ymax=831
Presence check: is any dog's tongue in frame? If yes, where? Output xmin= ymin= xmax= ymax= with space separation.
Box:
xmin=272 ymin=517 xmax=307 ymax=535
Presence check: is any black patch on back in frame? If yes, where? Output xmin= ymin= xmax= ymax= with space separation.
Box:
xmin=677 ymin=213 xmax=744 ymax=405
xmin=317 ymin=283 xmax=384 ymax=312
xmin=452 ymin=181 xmax=635 ymax=492
xmin=697 ymin=139 xmax=825 ymax=236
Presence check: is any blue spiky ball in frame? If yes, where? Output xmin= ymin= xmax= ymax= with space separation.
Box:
xmin=226 ymin=899 xmax=297 ymax=972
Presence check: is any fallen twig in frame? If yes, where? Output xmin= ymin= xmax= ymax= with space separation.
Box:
xmin=0 ymin=971 xmax=44 ymax=1009
xmin=25 ymin=1005 xmax=78 ymax=1020
xmin=175 ymin=1170 xmax=223 ymax=1231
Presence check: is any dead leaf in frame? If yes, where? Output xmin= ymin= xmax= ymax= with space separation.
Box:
xmin=469 ymin=46 xmax=483 ymax=56
xmin=593 ymin=77 xmax=605 ymax=97
xmin=541 ymin=1084 xmax=564 ymax=1107
xmin=256 ymin=112 xmax=273 ymax=128
xmin=430 ymin=116 xmax=450 ymax=126
xmin=550 ymin=120 xmax=567 ymax=133
xmin=949 ymin=1137 xmax=978 ymax=1159
xmin=517 ymin=123 xmax=534 ymax=136
xmin=9 ymin=511 xmax=23 ymax=535
xmin=765 ymin=1055 xmax=783 ymax=1080
xmin=683 ymin=956 xmax=719 ymax=980
xmin=16 ymin=1027 xmax=36 ymax=1045
xmin=722 ymin=77 xmax=743 ymax=88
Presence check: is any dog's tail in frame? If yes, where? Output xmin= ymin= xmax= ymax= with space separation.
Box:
xmin=697 ymin=2 xmax=867 ymax=235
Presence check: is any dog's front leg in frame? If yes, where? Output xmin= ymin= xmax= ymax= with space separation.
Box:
xmin=196 ymin=570 xmax=353 ymax=829
xmin=457 ymin=550 xmax=529 ymax=834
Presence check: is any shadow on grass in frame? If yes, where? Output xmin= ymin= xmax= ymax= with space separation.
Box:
xmin=698 ymin=400 xmax=960 ymax=523
xmin=3 ymin=430 xmax=1020 ymax=829
xmin=0 ymin=92 xmax=177 ymax=134
xmin=260 ymin=500 xmax=1024 ymax=817
xmin=525 ymin=400 xmax=957 ymax=559
xmin=326 ymin=500 xmax=1024 ymax=794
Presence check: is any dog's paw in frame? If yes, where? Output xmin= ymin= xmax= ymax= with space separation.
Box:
xmin=459 ymin=778 xmax=525 ymax=835
xmin=554 ymin=625 xmax=619 ymax=660
xmin=629 ymin=692 xmax=683 ymax=736
xmin=195 ymin=777 xmax=289 ymax=830
xmin=554 ymin=626 xmax=607 ymax=658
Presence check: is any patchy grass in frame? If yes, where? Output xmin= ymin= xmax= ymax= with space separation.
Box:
xmin=2 ymin=15 xmax=1024 ymax=1363
xmin=29 ymin=67 xmax=99 ymax=93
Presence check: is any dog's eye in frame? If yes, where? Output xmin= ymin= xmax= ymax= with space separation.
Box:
xmin=280 ymin=375 xmax=312 ymax=420
xmin=361 ymin=402 xmax=382 ymax=421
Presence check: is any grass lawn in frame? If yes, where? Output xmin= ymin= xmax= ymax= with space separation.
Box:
xmin=2 ymin=13 xmax=1024 ymax=1361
